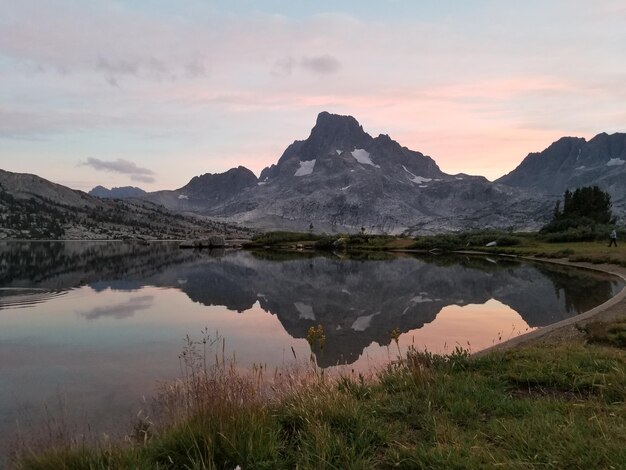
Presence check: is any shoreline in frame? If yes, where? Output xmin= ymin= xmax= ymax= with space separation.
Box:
xmin=475 ymin=256 xmax=626 ymax=355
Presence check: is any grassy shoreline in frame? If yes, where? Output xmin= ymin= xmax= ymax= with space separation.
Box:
xmin=12 ymin=235 xmax=626 ymax=469
xmin=15 ymin=317 xmax=626 ymax=469
xmin=244 ymin=230 xmax=626 ymax=266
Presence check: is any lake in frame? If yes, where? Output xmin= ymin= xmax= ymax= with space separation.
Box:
xmin=0 ymin=241 xmax=623 ymax=452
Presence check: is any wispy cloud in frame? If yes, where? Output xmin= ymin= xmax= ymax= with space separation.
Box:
xmin=79 ymin=295 xmax=154 ymax=321
xmin=301 ymin=55 xmax=341 ymax=75
xmin=271 ymin=54 xmax=341 ymax=77
xmin=82 ymin=157 xmax=156 ymax=183
xmin=271 ymin=57 xmax=297 ymax=77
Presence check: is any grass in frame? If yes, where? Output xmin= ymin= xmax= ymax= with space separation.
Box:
xmin=241 ymin=229 xmax=626 ymax=269
xmin=581 ymin=318 xmax=626 ymax=348
xmin=474 ymin=240 xmax=626 ymax=267
xmin=15 ymin=318 xmax=626 ymax=469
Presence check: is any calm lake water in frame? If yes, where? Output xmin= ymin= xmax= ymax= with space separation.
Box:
xmin=0 ymin=241 xmax=623 ymax=451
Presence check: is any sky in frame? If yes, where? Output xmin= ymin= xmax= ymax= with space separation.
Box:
xmin=1 ymin=0 xmax=625 ymax=191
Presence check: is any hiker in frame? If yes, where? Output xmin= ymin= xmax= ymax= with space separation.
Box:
xmin=609 ymin=228 xmax=618 ymax=247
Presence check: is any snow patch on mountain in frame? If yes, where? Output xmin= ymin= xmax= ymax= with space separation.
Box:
xmin=402 ymin=165 xmax=432 ymax=184
xmin=295 ymin=302 xmax=315 ymax=320
xmin=607 ymin=158 xmax=625 ymax=166
xmin=351 ymin=149 xmax=380 ymax=168
xmin=351 ymin=312 xmax=379 ymax=331
xmin=411 ymin=294 xmax=434 ymax=303
xmin=178 ymin=194 xmax=189 ymax=200
xmin=294 ymin=159 xmax=316 ymax=176
xmin=402 ymin=294 xmax=437 ymax=314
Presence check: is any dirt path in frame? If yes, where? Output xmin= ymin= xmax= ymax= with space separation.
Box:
xmin=476 ymin=258 xmax=626 ymax=355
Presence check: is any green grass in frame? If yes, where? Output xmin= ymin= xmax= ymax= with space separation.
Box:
xmin=581 ymin=318 xmax=626 ymax=348
xmin=240 ymin=229 xmax=626 ymax=270
xmin=15 ymin=319 xmax=626 ymax=469
xmin=476 ymin=240 xmax=626 ymax=267
xmin=242 ymin=229 xmax=626 ymax=266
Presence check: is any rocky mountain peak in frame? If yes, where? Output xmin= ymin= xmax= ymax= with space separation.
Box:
xmin=496 ymin=132 xmax=626 ymax=215
xmin=183 ymin=166 xmax=257 ymax=196
xmin=305 ymin=111 xmax=371 ymax=154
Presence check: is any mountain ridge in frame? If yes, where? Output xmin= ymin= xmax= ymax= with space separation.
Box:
xmin=0 ymin=169 xmax=252 ymax=240
xmin=496 ymin=132 xmax=626 ymax=216
xmin=4 ymin=112 xmax=625 ymax=237
xmin=141 ymin=112 xmax=553 ymax=234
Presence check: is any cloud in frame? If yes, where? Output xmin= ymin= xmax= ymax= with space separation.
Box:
xmin=271 ymin=56 xmax=297 ymax=77
xmin=271 ymin=54 xmax=341 ymax=77
xmin=300 ymin=55 xmax=341 ymax=75
xmin=96 ymin=56 xmax=140 ymax=76
xmin=96 ymin=55 xmax=173 ymax=86
xmin=82 ymin=157 xmax=155 ymax=183
xmin=79 ymin=295 xmax=154 ymax=321
xmin=185 ymin=58 xmax=208 ymax=78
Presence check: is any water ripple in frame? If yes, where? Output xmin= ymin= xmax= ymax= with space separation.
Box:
xmin=0 ymin=288 xmax=68 ymax=309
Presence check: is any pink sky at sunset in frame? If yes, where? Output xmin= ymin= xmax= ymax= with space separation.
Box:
xmin=1 ymin=0 xmax=625 ymax=191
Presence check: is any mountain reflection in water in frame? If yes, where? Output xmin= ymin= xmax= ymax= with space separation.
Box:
xmin=0 ymin=241 xmax=622 ymax=368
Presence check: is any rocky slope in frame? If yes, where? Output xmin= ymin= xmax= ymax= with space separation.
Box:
xmin=0 ymin=169 xmax=252 ymax=240
xmin=144 ymin=166 xmax=258 ymax=213
xmin=497 ymin=132 xmax=626 ymax=216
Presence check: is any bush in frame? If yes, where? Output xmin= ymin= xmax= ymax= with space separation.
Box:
xmin=249 ymin=231 xmax=319 ymax=246
xmin=540 ymin=224 xmax=620 ymax=243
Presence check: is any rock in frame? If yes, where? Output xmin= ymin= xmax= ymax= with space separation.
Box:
xmin=333 ymin=237 xmax=348 ymax=249
xmin=485 ymin=241 xmax=497 ymax=247
xmin=209 ymin=236 xmax=225 ymax=247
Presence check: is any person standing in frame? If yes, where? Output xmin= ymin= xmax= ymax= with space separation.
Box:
xmin=609 ymin=228 xmax=618 ymax=247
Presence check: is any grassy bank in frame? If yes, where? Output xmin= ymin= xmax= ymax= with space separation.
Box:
xmin=243 ymin=230 xmax=626 ymax=267
xmin=16 ymin=317 xmax=626 ymax=469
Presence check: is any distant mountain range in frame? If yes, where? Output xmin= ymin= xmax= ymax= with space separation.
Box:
xmin=3 ymin=111 xmax=624 ymax=238
xmin=89 ymin=185 xmax=147 ymax=199
xmin=90 ymin=113 xmax=625 ymax=233
xmin=496 ymin=132 xmax=626 ymax=210
xmin=0 ymin=169 xmax=252 ymax=240
xmin=133 ymin=112 xmax=569 ymax=234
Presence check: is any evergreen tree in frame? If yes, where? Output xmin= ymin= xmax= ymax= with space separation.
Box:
xmin=555 ymin=186 xmax=614 ymax=224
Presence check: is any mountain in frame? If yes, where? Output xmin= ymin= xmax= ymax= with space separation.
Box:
xmin=497 ymin=132 xmax=626 ymax=216
xmin=0 ymin=169 xmax=252 ymax=240
xmin=143 ymin=166 xmax=258 ymax=212
xmin=89 ymin=185 xmax=147 ymax=199
xmin=148 ymin=112 xmax=551 ymax=234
